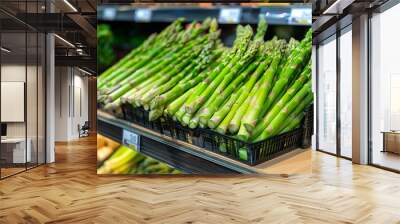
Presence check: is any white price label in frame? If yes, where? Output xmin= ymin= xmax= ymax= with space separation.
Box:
xmin=122 ymin=129 xmax=140 ymax=152
xmin=218 ymin=8 xmax=241 ymax=24
xmin=103 ymin=8 xmax=116 ymax=20
xmin=135 ymin=9 xmax=152 ymax=22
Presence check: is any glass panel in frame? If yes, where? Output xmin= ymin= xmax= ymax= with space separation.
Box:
xmin=339 ymin=28 xmax=352 ymax=158
xmin=0 ymin=0 xmax=46 ymax=178
xmin=27 ymin=30 xmax=38 ymax=169
xmin=371 ymin=5 xmax=400 ymax=171
xmin=1 ymin=31 xmax=27 ymax=177
xmin=38 ymin=32 xmax=45 ymax=165
xmin=317 ymin=36 xmax=337 ymax=154
xmin=311 ymin=46 xmax=317 ymax=150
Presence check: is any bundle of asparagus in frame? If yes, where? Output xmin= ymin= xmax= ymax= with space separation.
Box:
xmin=97 ymin=145 xmax=182 ymax=174
xmin=98 ymin=17 xmax=313 ymax=143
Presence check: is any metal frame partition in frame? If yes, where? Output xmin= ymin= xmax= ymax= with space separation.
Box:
xmin=314 ymin=16 xmax=353 ymax=160
xmin=367 ymin=0 xmax=400 ymax=173
xmin=0 ymin=0 xmax=47 ymax=180
xmin=315 ymin=0 xmax=400 ymax=173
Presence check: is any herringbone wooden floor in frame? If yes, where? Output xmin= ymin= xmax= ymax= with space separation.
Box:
xmin=1 ymin=135 xmax=400 ymax=224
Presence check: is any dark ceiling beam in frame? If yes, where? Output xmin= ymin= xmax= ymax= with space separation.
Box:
xmin=66 ymin=14 xmax=96 ymax=46
xmin=13 ymin=13 xmax=83 ymax=32
xmin=0 ymin=8 xmax=37 ymax=31
xmin=51 ymin=0 xmax=96 ymax=47
xmin=55 ymin=47 xmax=96 ymax=57
xmin=312 ymin=15 xmax=336 ymax=33
xmin=55 ymin=55 xmax=96 ymax=73
xmin=86 ymin=0 xmax=97 ymax=12
xmin=5 ymin=12 xmax=96 ymax=48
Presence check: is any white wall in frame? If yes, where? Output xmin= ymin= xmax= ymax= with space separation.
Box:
xmin=1 ymin=65 xmax=26 ymax=145
xmin=1 ymin=65 xmax=28 ymax=138
xmin=54 ymin=67 xmax=89 ymax=141
xmin=55 ymin=66 xmax=69 ymax=141
xmin=1 ymin=64 xmax=26 ymax=81
xmin=1 ymin=63 xmax=46 ymax=164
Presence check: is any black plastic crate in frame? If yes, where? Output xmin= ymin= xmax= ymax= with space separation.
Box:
xmin=98 ymin=104 xmax=125 ymax=119
xmin=120 ymin=103 xmax=313 ymax=166
xmin=121 ymin=103 xmax=163 ymax=134
xmin=199 ymin=123 xmax=306 ymax=166
xmin=162 ymin=117 xmax=204 ymax=148
xmin=120 ymin=103 xmax=203 ymax=147
xmin=164 ymin=105 xmax=314 ymax=166
xmin=301 ymin=105 xmax=314 ymax=148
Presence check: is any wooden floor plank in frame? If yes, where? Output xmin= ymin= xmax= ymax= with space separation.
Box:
xmin=0 ymin=135 xmax=399 ymax=223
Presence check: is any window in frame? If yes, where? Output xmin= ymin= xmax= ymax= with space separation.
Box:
xmin=339 ymin=27 xmax=352 ymax=158
xmin=370 ymin=3 xmax=400 ymax=171
xmin=317 ymin=35 xmax=337 ymax=154
xmin=0 ymin=1 xmax=47 ymax=179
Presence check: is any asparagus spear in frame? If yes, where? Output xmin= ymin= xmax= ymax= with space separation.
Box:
xmin=197 ymin=41 xmax=260 ymax=126
xmin=253 ymin=80 xmax=312 ymax=141
xmin=165 ymin=88 xmax=196 ymax=117
xmin=105 ymin=43 xmax=205 ymax=103
xmin=128 ymin=46 xmax=204 ymax=106
xmin=278 ymin=92 xmax=313 ymax=134
xmin=98 ymin=34 xmax=157 ymax=88
xmin=258 ymin=39 xmax=311 ymax=119
xmin=99 ymin=32 xmax=210 ymax=97
xmin=104 ymin=19 xmax=215 ymax=90
xmin=226 ymin=77 xmax=263 ymax=134
xmin=104 ymin=42 xmax=175 ymax=88
xmin=188 ymin=40 xmax=262 ymax=129
xmin=276 ymin=38 xmax=298 ymax=79
xmin=144 ymin=26 xmax=222 ymax=107
xmin=241 ymin=47 xmax=282 ymax=132
xmin=280 ymin=113 xmax=303 ymax=134
xmin=250 ymin=61 xmax=311 ymax=139
xmin=207 ymin=88 xmax=244 ymax=129
xmin=150 ymin=56 xmax=221 ymax=110
xmin=237 ymin=51 xmax=310 ymax=141
xmin=99 ymin=38 xmax=172 ymax=89
xmin=98 ymin=18 xmax=185 ymax=87
xmin=183 ymin=25 xmax=254 ymax=115
xmin=207 ymin=57 xmax=262 ymax=129
xmin=139 ymin=62 xmax=197 ymax=106
xmin=253 ymin=16 xmax=268 ymax=42
xmin=103 ymin=98 xmax=121 ymax=111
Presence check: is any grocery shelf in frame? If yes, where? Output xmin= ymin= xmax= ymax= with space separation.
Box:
xmin=98 ymin=111 xmax=308 ymax=174
xmin=98 ymin=111 xmax=250 ymax=173
xmin=98 ymin=6 xmax=311 ymax=26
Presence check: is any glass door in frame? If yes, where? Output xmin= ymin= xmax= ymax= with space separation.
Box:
xmin=317 ymin=35 xmax=337 ymax=155
xmin=339 ymin=26 xmax=352 ymax=159
xmin=27 ymin=30 xmax=38 ymax=169
xmin=38 ymin=32 xmax=46 ymax=165
xmin=0 ymin=0 xmax=47 ymax=179
xmin=370 ymin=3 xmax=400 ymax=172
xmin=1 ymin=30 xmax=28 ymax=177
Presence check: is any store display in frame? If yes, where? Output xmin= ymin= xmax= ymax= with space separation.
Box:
xmin=98 ymin=17 xmax=312 ymax=143
xmin=97 ymin=3 xmax=314 ymax=171
xmin=97 ymin=135 xmax=182 ymax=174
